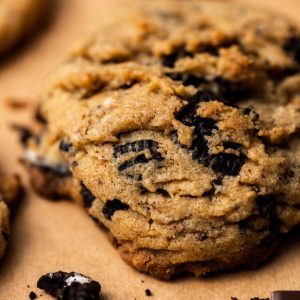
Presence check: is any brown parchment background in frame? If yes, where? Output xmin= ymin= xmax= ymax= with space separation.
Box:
xmin=0 ymin=1 xmax=299 ymax=299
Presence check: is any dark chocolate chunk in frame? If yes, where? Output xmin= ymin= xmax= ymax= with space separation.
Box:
xmin=115 ymin=140 xmax=164 ymax=172
xmin=37 ymin=271 xmax=101 ymax=300
xmin=162 ymin=52 xmax=179 ymax=68
xmin=272 ymin=291 xmax=300 ymax=300
xmin=214 ymin=77 xmax=246 ymax=104
xmin=161 ymin=49 xmax=193 ymax=68
xmin=242 ymin=107 xmax=259 ymax=120
xmin=202 ymin=187 xmax=215 ymax=197
xmin=194 ymin=117 xmax=217 ymax=136
xmin=156 ymin=189 xmax=169 ymax=197
xmin=59 ymin=140 xmax=73 ymax=152
xmin=231 ymin=297 xmax=238 ymax=300
xmin=145 ymin=289 xmax=152 ymax=296
xmin=118 ymin=154 xmax=151 ymax=171
xmin=151 ymin=151 xmax=164 ymax=162
xmin=223 ymin=142 xmax=242 ymax=150
xmin=238 ymin=220 xmax=250 ymax=234
xmin=38 ymin=163 xmax=72 ymax=177
xmin=242 ymin=107 xmax=252 ymax=115
xmin=192 ymin=121 xmax=245 ymax=176
xmin=256 ymin=195 xmax=274 ymax=217
xmin=29 ymin=291 xmax=37 ymax=299
xmin=199 ymin=45 xmax=219 ymax=56
xmin=209 ymin=153 xmax=245 ymax=176
xmin=165 ymin=72 xmax=184 ymax=81
xmin=283 ymin=36 xmax=300 ymax=63
xmin=63 ymin=282 xmax=101 ymax=300
xmin=102 ymin=199 xmax=129 ymax=220
xmin=202 ymin=178 xmax=223 ymax=197
xmin=80 ymin=183 xmax=96 ymax=208
xmin=12 ymin=124 xmax=34 ymax=146
xmin=182 ymin=74 xmax=204 ymax=87
xmin=113 ymin=140 xmax=159 ymax=158
xmin=250 ymin=298 xmax=269 ymax=300
xmin=199 ymin=232 xmax=208 ymax=241
xmin=178 ymin=110 xmax=246 ymax=176
xmin=176 ymin=92 xmax=218 ymax=125
xmin=177 ymin=95 xmax=246 ymax=176
xmin=166 ymin=73 xmax=204 ymax=87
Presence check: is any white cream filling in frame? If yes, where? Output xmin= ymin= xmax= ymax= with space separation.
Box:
xmin=23 ymin=150 xmax=70 ymax=174
xmin=65 ymin=273 xmax=91 ymax=286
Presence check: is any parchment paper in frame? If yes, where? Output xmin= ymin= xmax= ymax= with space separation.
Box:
xmin=0 ymin=1 xmax=299 ymax=299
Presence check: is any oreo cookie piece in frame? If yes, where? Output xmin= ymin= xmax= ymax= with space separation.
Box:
xmin=283 ymin=36 xmax=300 ymax=63
xmin=80 ymin=183 xmax=96 ymax=208
xmin=37 ymin=271 xmax=101 ymax=300
xmin=102 ymin=199 xmax=129 ymax=220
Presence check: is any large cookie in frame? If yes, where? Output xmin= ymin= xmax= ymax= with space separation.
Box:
xmin=24 ymin=0 xmax=300 ymax=279
xmin=0 ymin=170 xmax=21 ymax=258
xmin=0 ymin=0 xmax=51 ymax=55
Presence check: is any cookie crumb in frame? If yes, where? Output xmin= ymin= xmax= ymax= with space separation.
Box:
xmin=145 ymin=289 xmax=152 ymax=296
xmin=5 ymin=97 xmax=29 ymax=110
xmin=29 ymin=291 xmax=37 ymax=299
xmin=37 ymin=271 xmax=101 ymax=300
xmin=11 ymin=124 xmax=34 ymax=146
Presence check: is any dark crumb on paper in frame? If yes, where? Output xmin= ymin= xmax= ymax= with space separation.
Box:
xmin=145 ymin=289 xmax=152 ymax=296
xmin=35 ymin=107 xmax=47 ymax=124
xmin=5 ymin=97 xmax=29 ymax=110
xmin=37 ymin=271 xmax=101 ymax=300
xmin=29 ymin=291 xmax=37 ymax=299
xmin=11 ymin=124 xmax=34 ymax=146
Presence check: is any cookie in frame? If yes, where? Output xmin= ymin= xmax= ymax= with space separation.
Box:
xmin=0 ymin=0 xmax=51 ymax=55
xmin=37 ymin=271 xmax=101 ymax=300
xmin=0 ymin=170 xmax=21 ymax=258
xmin=23 ymin=0 xmax=300 ymax=279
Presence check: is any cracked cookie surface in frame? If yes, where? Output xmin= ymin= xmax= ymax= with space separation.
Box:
xmin=24 ymin=0 xmax=300 ymax=279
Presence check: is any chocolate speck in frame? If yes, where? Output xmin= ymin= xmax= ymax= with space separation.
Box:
xmin=199 ymin=232 xmax=208 ymax=241
xmin=59 ymin=140 xmax=73 ymax=152
xmin=80 ymin=183 xmax=96 ymax=208
xmin=145 ymin=289 xmax=152 ymax=296
xmin=102 ymin=199 xmax=129 ymax=220
xmin=12 ymin=124 xmax=34 ymax=146
xmin=29 ymin=291 xmax=37 ymax=299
